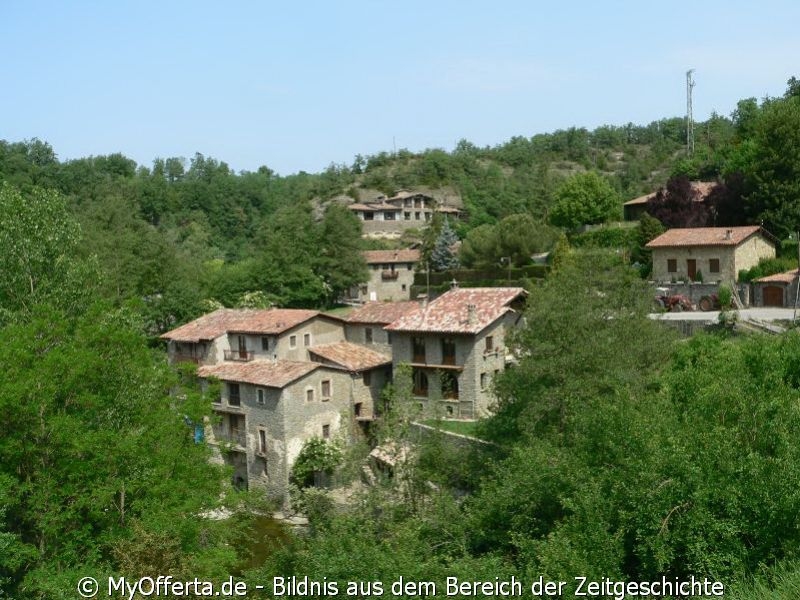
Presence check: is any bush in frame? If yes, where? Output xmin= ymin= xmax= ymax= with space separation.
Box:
xmin=738 ymin=256 xmax=797 ymax=282
xmin=290 ymin=438 xmax=343 ymax=489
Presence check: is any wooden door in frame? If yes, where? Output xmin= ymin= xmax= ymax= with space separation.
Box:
xmin=687 ymin=259 xmax=697 ymax=281
xmin=763 ymin=286 xmax=784 ymax=307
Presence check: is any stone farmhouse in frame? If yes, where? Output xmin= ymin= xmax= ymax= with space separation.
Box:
xmin=384 ymin=287 xmax=527 ymax=419
xmin=646 ymin=226 xmax=776 ymax=284
xmin=161 ymin=308 xmax=390 ymax=499
xmin=162 ymin=289 xmax=527 ymax=499
xmin=348 ymin=248 xmax=421 ymax=303
xmin=348 ymin=190 xmax=462 ymax=238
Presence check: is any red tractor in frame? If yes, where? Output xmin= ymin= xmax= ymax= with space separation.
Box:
xmin=654 ymin=288 xmax=694 ymax=312
xmin=698 ymin=294 xmax=721 ymax=311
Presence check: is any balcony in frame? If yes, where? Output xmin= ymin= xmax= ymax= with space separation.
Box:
xmin=173 ymin=353 xmax=200 ymax=365
xmin=381 ymin=270 xmax=399 ymax=280
xmin=224 ymin=349 xmax=254 ymax=362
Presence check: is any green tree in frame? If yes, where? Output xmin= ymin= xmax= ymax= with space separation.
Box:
xmin=430 ymin=217 xmax=460 ymax=272
xmin=549 ymin=172 xmax=620 ymax=229
xmin=0 ymin=183 xmax=96 ymax=321
xmin=315 ymin=204 xmax=368 ymax=304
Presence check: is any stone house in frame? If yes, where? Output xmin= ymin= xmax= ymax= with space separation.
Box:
xmin=349 ymin=249 xmax=421 ymax=302
xmin=197 ymin=360 xmax=354 ymax=498
xmin=753 ymin=269 xmax=800 ymax=307
xmin=161 ymin=308 xmax=346 ymax=365
xmin=385 ymin=287 xmax=527 ymax=419
xmin=307 ymin=341 xmax=392 ymax=422
xmin=162 ymin=308 xmax=389 ymax=500
xmin=646 ymin=226 xmax=776 ymax=284
xmin=348 ymin=190 xmax=462 ymax=238
xmin=345 ymin=300 xmax=422 ymax=354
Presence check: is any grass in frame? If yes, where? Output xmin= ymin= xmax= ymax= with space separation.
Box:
xmin=423 ymin=418 xmax=481 ymax=438
xmin=324 ymin=305 xmax=355 ymax=318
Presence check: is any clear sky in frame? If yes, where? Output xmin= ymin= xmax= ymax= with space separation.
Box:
xmin=2 ymin=1 xmax=798 ymax=175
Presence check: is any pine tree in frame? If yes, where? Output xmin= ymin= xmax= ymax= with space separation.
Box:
xmin=430 ymin=217 xmax=460 ymax=272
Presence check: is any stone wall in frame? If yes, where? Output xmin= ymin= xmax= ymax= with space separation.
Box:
xmin=359 ymin=263 xmax=416 ymax=302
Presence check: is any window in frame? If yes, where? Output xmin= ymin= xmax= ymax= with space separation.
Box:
xmin=365 ymin=327 xmax=373 ymax=343
xmin=321 ymin=380 xmax=331 ymax=399
xmin=303 ymin=333 xmax=311 ymax=347
xmin=306 ymin=388 xmax=314 ymax=402
xmin=485 ymin=336 xmax=494 ymax=353
xmin=387 ymin=332 xmax=392 ymax=344
xmin=415 ymin=212 xmax=421 ymax=220
xmin=364 ymin=212 xmax=374 ymax=220
xmin=363 ymin=371 xmax=372 ymax=386
xmin=261 ymin=337 xmax=270 ymax=352
xmin=412 ymin=337 xmax=426 ymax=363
xmin=354 ymin=402 xmax=363 ymax=417
xmin=322 ymin=424 xmax=330 ymax=439
xmin=384 ymin=212 xmax=395 ymax=220
xmin=412 ymin=369 xmax=429 ymax=397
xmin=441 ymin=371 xmax=459 ymax=399
xmin=401 ymin=284 xmax=407 ymax=291
xmin=441 ymin=338 xmax=456 ymax=365
xmin=404 ymin=212 xmax=411 ymax=220
xmin=258 ymin=429 xmax=267 ymax=454
xmin=229 ymin=414 xmax=243 ymax=438
xmin=256 ymin=388 xmax=266 ymax=405
xmin=480 ymin=373 xmax=488 ymax=389
xmin=289 ymin=335 xmax=297 ymax=349
xmin=709 ymin=258 xmax=720 ymax=273
xmin=446 ymin=405 xmax=454 ymax=417
xmin=228 ymin=383 xmax=240 ymax=406
xmin=407 ymin=263 xmax=413 ymax=270
xmin=667 ymin=259 xmax=677 ymax=273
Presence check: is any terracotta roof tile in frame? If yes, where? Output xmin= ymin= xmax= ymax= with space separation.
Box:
xmin=347 ymin=301 xmax=422 ymax=324
xmin=309 ymin=342 xmax=391 ymax=372
xmin=645 ymin=226 xmax=768 ymax=248
xmin=362 ymin=249 xmax=421 ymax=264
xmin=161 ymin=308 xmax=322 ymax=342
xmin=385 ymin=287 xmax=526 ymax=334
xmin=754 ymin=269 xmax=800 ymax=284
xmin=198 ymin=360 xmax=319 ymax=388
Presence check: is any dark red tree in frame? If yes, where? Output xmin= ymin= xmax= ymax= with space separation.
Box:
xmin=646 ymin=175 xmax=712 ymax=228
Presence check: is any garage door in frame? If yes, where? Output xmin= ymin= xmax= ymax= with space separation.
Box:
xmin=763 ymin=286 xmax=784 ymax=307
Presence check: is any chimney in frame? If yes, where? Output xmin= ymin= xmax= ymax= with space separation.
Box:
xmin=725 ymin=229 xmax=732 ymax=240
xmin=450 ymin=278 xmax=459 ymax=289
xmin=467 ymin=304 xmax=477 ymax=326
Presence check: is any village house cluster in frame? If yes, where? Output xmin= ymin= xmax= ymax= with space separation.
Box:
xmin=161 ymin=286 xmax=526 ymax=499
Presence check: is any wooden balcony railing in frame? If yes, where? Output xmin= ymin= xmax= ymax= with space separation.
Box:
xmin=381 ymin=270 xmax=399 ymax=280
xmin=224 ymin=349 xmax=254 ymax=362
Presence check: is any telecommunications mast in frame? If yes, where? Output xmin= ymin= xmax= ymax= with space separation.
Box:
xmin=686 ymin=69 xmax=695 ymax=156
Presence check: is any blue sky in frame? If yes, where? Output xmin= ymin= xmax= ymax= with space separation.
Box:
xmin=2 ymin=1 xmax=798 ymax=175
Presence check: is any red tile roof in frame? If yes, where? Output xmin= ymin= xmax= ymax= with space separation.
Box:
xmin=645 ymin=226 xmax=768 ymax=248
xmin=161 ymin=308 xmax=323 ymax=342
xmin=755 ymin=269 xmax=800 ymax=284
xmin=624 ymin=181 xmax=716 ymax=206
xmin=309 ymin=342 xmax=391 ymax=372
xmin=362 ymin=249 xmax=421 ymax=264
xmin=198 ymin=360 xmax=320 ymax=388
xmin=347 ymin=301 xmax=422 ymax=324
xmin=385 ymin=287 xmax=526 ymax=334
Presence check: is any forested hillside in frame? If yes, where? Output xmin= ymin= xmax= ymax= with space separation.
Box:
xmin=3 ymin=78 xmax=800 ymax=336
xmin=3 ymin=77 xmax=800 ymax=599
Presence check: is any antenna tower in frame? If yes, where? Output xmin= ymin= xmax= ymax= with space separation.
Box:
xmin=686 ymin=69 xmax=695 ymax=156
